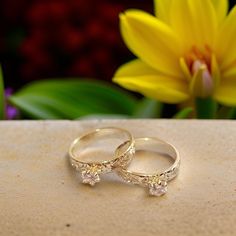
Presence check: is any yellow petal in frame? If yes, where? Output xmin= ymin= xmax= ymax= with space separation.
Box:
xmin=211 ymin=54 xmax=221 ymax=86
xmin=214 ymin=80 xmax=236 ymax=106
xmin=154 ymin=0 xmax=173 ymax=24
xmin=113 ymin=59 xmax=189 ymax=104
xmin=170 ymin=0 xmax=217 ymax=51
xmin=211 ymin=0 xmax=229 ymax=22
xmin=215 ymin=6 xmax=236 ymax=70
xmin=222 ymin=67 xmax=236 ymax=80
xmin=211 ymin=0 xmax=228 ymax=23
xmin=120 ymin=10 xmax=183 ymax=78
xmin=154 ymin=0 xmax=227 ymax=24
xmin=179 ymin=57 xmax=192 ymax=81
xmin=114 ymin=58 xmax=158 ymax=77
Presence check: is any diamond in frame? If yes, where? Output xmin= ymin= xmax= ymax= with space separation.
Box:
xmin=149 ymin=181 xmax=167 ymax=197
xmin=81 ymin=167 xmax=100 ymax=186
xmin=129 ymin=146 xmax=135 ymax=155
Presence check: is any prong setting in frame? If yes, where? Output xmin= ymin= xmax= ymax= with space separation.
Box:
xmin=148 ymin=179 xmax=168 ymax=197
xmin=81 ymin=166 xmax=100 ymax=186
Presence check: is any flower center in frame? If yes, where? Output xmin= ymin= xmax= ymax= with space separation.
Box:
xmin=191 ymin=59 xmax=214 ymax=97
xmin=184 ymin=46 xmax=217 ymax=98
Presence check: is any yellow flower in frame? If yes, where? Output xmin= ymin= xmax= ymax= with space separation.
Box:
xmin=112 ymin=0 xmax=236 ymax=106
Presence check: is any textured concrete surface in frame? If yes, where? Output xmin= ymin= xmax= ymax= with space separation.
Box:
xmin=0 ymin=120 xmax=235 ymax=236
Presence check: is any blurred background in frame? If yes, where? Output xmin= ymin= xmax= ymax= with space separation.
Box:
xmin=0 ymin=0 xmax=235 ymax=120
xmin=1 ymin=0 xmax=235 ymax=89
xmin=0 ymin=0 xmax=153 ymax=88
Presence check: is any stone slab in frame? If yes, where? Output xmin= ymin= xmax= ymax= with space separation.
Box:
xmin=0 ymin=120 xmax=235 ymax=236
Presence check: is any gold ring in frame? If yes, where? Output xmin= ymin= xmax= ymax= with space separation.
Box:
xmin=69 ymin=127 xmax=134 ymax=186
xmin=116 ymin=137 xmax=180 ymax=196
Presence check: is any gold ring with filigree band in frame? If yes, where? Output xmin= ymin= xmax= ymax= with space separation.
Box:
xmin=116 ymin=137 xmax=180 ymax=196
xmin=68 ymin=127 xmax=135 ymax=186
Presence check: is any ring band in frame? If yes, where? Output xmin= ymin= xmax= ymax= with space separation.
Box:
xmin=69 ymin=127 xmax=134 ymax=186
xmin=116 ymin=137 xmax=180 ymax=196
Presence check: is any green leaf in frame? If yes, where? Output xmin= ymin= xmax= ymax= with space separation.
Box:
xmin=195 ymin=97 xmax=217 ymax=119
xmin=173 ymin=107 xmax=193 ymax=119
xmin=9 ymin=79 xmax=138 ymax=119
xmin=133 ymin=98 xmax=163 ymax=118
xmin=0 ymin=66 xmax=5 ymax=119
xmin=216 ymin=106 xmax=236 ymax=119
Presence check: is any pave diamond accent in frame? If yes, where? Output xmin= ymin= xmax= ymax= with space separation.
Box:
xmin=115 ymin=145 xmax=135 ymax=167
xmin=81 ymin=166 xmax=100 ymax=186
xmin=148 ymin=178 xmax=167 ymax=197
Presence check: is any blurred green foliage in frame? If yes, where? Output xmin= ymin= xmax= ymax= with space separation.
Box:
xmin=6 ymin=78 xmax=236 ymax=120
xmin=9 ymin=79 xmax=138 ymax=119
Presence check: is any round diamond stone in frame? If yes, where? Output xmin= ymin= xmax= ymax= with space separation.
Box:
xmin=149 ymin=181 xmax=167 ymax=197
xmin=81 ymin=170 xmax=100 ymax=186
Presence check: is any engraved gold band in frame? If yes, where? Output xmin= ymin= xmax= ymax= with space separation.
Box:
xmin=69 ymin=127 xmax=134 ymax=186
xmin=116 ymin=137 xmax=180 ymax=196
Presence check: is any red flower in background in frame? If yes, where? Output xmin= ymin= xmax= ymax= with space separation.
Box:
xmin=1 ymin=0 xmax=152 ymax=86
